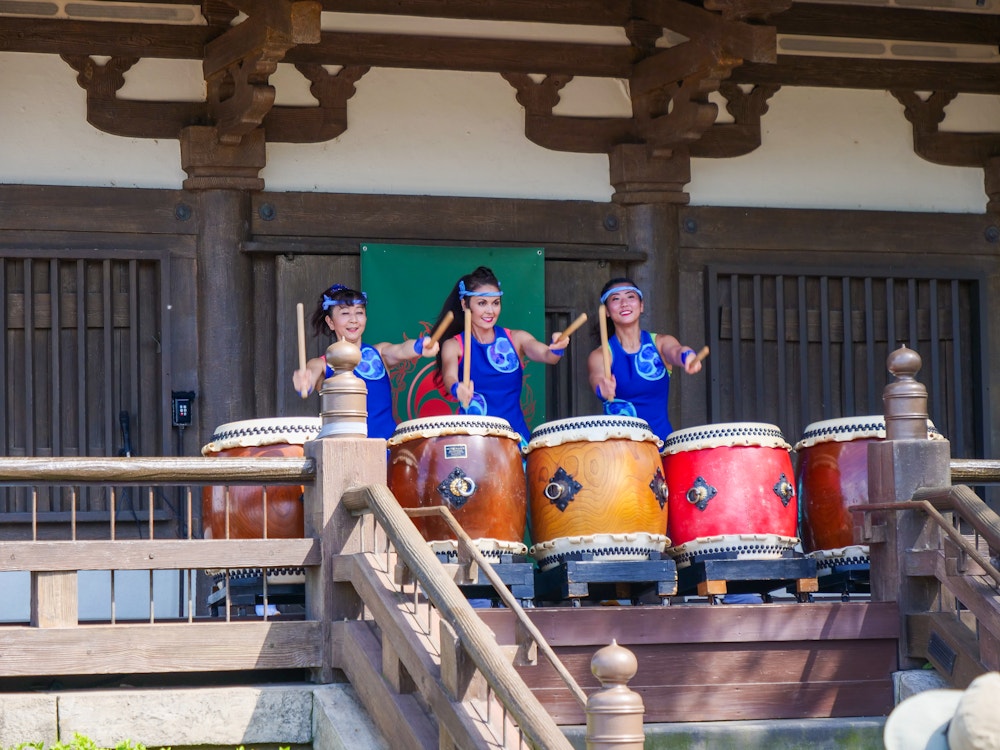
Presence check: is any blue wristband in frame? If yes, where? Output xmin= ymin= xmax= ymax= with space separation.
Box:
xmin=596 ymin=385 xmax=604 ymax=400
xmin=681 ymin=349 xmax=694 ymax=365
xmin=451 ymin=382 xmax=459 ymax=398
xmin=551 ymin=348 xmax=565 ymax=356
xmin=413 ymin=336 xmax=424 ymax=355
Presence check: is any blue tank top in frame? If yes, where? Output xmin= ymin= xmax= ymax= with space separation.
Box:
xmin=325 ymin=342 xmax=395 ymax=440
xmin=457 ymin=327 xmax=529 ymax=441
xmin=608 ymin=330 xmax=672 ymax=440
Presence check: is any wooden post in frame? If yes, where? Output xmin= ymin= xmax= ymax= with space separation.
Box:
xmin=867 ymin=346 xmax=952 ymax=668
xmin=302 ymin=338 xmax=387 ymax=683
xmin=586 ymin=640 xmax=644 ymax=750
xmin=30 ymin=571 xmax=78 ymax=628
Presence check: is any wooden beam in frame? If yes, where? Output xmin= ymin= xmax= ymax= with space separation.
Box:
xmin=0 ymin=17 xmax=213 ymax=59
xmin=633 ymin=0 xmax=777 ymax=62
xmin=734 ymin=55 xmax=1000 ymax=94
xmin=320 ymin=0 xmax=631 ymax=25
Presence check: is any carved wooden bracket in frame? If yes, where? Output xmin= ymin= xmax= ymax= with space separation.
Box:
xmin=692 ymin=82 xmax=781 ymax=158
xmin=892 ymin=90 xmax=1000 ymax=212
xmin=263 ymin=64 xmax=371 ymax=143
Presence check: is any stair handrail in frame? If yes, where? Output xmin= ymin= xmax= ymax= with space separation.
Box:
xmin=342 ymin=481 xmax=576 ymax=750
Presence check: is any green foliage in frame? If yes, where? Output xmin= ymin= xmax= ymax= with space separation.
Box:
xmin=8 ymin=734 xmax=152 ymax=750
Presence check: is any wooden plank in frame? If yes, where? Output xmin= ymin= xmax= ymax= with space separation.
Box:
xmin=321 ymin=0 xmax=631 ymax=25
xmin=333 ymin=619 xmax=438 ymax=750
xmin=0 ymin=185 xmax=198 ymax=235
xmin=249 ymin=192 xmax=627 ymax=246
xmin=908 ymin=611 xmax=986 ymax=688
xmin=31 ymin=571 xmax=78 ymax=628
xmin=678 ymin=207 xmax=996 ymax=256
xmin=477 ymin=601 xmax=900 ymax=646
xmin=0 ymin=621 xmax=323 ymax=676
xmin=0 ymin=538 xmax=320 ymax=572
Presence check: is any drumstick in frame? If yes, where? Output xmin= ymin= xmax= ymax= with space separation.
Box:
xmin=694 ymin=345 xmax=710 ymax=363
xmin=553 ymin=312 xmax=588 ymax=343
xmin=296 ymin=302 xmax=308 ymax=398
xmin=598 ymin=304 xmax=611 ymax=381
xmin=428 ymin=310 xmax=454 ymax=346
xmin=462 ymin=308 xmax=472 ymax=408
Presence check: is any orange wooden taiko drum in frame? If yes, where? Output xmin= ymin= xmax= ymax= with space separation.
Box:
xmin=662 ymin=422 xmax=798 ymax=568
xmin=523 ymin=416 xmax=669 ymax=571
xmin=387 ymin=415 xmax=527 ymax=560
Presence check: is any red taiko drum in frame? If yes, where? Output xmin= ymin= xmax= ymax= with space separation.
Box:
xmin=662 ymin=422 xmax=798 ymax=567
xmin=387 ymin=415 xmax=527 ymax=560
xmin=201 ymin=417 xmax=319 ymax=540
xmin=523 ymin=416 xmax=668 ymax=571
xmin=794 ymin=415 xmax=943 ymax=573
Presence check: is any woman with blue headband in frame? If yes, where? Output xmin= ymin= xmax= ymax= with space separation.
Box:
xmin=432 ymin=266 xmax=571 ymax=441
xmin=292 ymin=283 xmax=440 ymax=440
xmin=586 ymin=277 xmax=702 ymax=442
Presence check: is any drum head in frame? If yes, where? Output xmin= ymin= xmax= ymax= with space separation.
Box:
xmin=661 ymin=422 xmax=790 ymax=455
xmin=524 ymin=415 xmax=660 ymax=454
xmin=202 ymin=417 xmax=322 ymax=455
xmin=794 ymin=415 xmax=944 ymax=451
xmin=387 ymin=415 xmax=521 ymax=446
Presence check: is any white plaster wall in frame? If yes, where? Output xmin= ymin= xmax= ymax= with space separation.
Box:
xmin=1 ymin=50 xmax=994 ymax=212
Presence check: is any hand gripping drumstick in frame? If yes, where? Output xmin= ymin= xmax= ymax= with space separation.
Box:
xmin=598 ymin=304 xmax=611 ymax=381
xmin=553 ymin=312 xmax=588 ymax=345
xmin=296 ymin=302 xmax=309 ymax=398
xmin=428 ymin=310 xmax=454 ymax=346
xmin=694 ymin=345 xmax=710 ymax=364
xmin=461 ymin=308 xmax=472 ymax=409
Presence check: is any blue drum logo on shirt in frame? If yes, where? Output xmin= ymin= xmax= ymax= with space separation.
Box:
xmin=355 ymin=347 xmax=387 ymax=381
xmin=487 ymin=338 xmax=520 ymax=373
xmin=636 ymin=342 xmax=666 ymax=381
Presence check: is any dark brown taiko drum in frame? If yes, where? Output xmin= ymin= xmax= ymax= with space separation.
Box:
xmin=201 ymin=417 xmax=320 ymax=540
xmin=387 ymin=415 xmax=527 ymax=560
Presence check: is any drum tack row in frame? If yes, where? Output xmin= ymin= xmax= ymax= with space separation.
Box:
xmin=201 ymin=414 xmax=935 ymax=606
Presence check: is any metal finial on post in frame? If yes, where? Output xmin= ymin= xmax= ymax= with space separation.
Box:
xmin=883 ymin=346 xmax=929 ymax=441
xmin=316 ymin=339 xmax=368 ymax=439
xmin=585 ymin=640 xmax=644 ymax=750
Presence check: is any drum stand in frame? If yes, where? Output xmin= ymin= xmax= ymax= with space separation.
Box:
xmin=532 ymin=551 xmax=678 ymax=607
xmin=675 ymin=551 xmax=819 ymax=604
xmin=206 ymin=572 xmax=305 ymax=617
xmin=435 ymin=552 xmax=536 ymax=608
xmin=806 ymin=562 xmax=871 ymax=601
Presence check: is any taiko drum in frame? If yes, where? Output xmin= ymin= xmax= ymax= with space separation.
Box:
xmin=523 ymin=416 xmax=669 ymax=571
xmin=201 ymin=417 xmax=320 ymax=540
xmin=662 ymin=422 xmax=798 ymax=567
xmin=386 ymin=415 xmax=527 ymax=559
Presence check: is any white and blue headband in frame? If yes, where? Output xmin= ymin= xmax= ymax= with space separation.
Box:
xmin=459 ymin=280 xmax=503 ymax=298
xmin=600 ymin=285 xmax=643 ymax=305
xmin=322 ymin=284 xmax=367 ymax=310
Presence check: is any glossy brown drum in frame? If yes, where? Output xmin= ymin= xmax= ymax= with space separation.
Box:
xmin=794 ymin=415 xmax=943 ymax=573
xmin=387 ymin=415 xmax=527 ymax=560
xmin=523 ymin=416 xmax=668 ymax=571
xmin=201 ymin=417 xmax=320 ymax=541
xmin=662 ymin=422 xmax=798 ymax=568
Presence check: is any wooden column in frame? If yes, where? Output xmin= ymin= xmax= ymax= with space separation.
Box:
xmin=867 ymin=346 xmax=952 ymax=668
xmin=180 ymin=126 xmax=265 ymax=436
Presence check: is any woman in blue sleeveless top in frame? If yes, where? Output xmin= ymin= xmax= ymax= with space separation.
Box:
xmin=292 ymin=283 xmax=440 ymax=440
xmin=586 ymin=278 xmax=702 ymax=442
xmin=432 ymin=266 xmax=572 ymax=442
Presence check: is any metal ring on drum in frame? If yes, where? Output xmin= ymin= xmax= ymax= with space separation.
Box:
xmin=201 ymin=416 xmax=321 ymax=584
xmin=386 ymin=415 xmax=528 ymax=561
xmin=793 ymin=414 xmax=944 ymax=573
xmin=523 ymin=415 xmax=669 ymax=571
xmin=661 ymin=422 xmax=799 ymax=568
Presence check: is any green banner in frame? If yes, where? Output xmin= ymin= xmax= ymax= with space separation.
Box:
xmin=360 ymin=244 xmax=546 ymax=428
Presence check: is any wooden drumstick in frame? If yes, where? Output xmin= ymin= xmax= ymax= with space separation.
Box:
xmin=694 ymin=345 xmax=710 ymax=363
xmin=428 ymin=310 xmax=454 ymax=346
xmin=553 ymin=312 xmax=588 ymax=343
xmin=296 ymin=302 xmax=309 ymax=398
xmin=462 ymin=308 xmax=472 ymax=408
xmin=598 ymin=304 xmax=611 ymax=381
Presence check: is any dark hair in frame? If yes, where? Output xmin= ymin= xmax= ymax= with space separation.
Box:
xmin=599 ymin=277 xmax=640 ymax=337
xmin=432 ymin=266 xmax=501 ymax=373
xmin=309 ymin=283 xmax=366 ymax=339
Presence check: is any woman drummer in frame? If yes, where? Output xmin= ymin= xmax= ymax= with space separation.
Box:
xmin=432 ymin=266 xmax=571 ymax=442
xmin=292 ymin=283 xmax=440 ymax=440
xmin=587 ymin=277 xmax=702 ymax=442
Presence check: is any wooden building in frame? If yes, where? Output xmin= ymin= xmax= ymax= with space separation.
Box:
xmin=2 ymin=0 xmax=1000 ymax=556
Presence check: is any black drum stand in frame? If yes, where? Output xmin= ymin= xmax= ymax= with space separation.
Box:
xmin=532 ymin=551 xmax=678 ymax=606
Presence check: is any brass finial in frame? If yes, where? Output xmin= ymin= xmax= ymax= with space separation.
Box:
xmin=883 ymin=346 xmax=929 ymax=441
xmin=316 ymin=339 xmax=368 ymax=439
xmin=586 ymin=640 xmax=644 ymax=749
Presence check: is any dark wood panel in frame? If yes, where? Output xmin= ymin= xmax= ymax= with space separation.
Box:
xmin=249 ymin=192 xmax=627 ymax=246
xmin=478 ymin=602 xmax=900 ymax=645
xmin=321 ymin=0 xmax=631 ymax=25
xmin=0 ymin=186 xmax=198 ymax=236
xmin=678 ymin=206 xmax=997 ymax=257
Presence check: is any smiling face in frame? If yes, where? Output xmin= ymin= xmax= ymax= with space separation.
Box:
xmin=326 ymin=304 xmax=367 ymax=345
xmin=462 ymin=284 xmax=503 ymax=332
xmin=603 ymin=285 xmax=643 ymax=326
